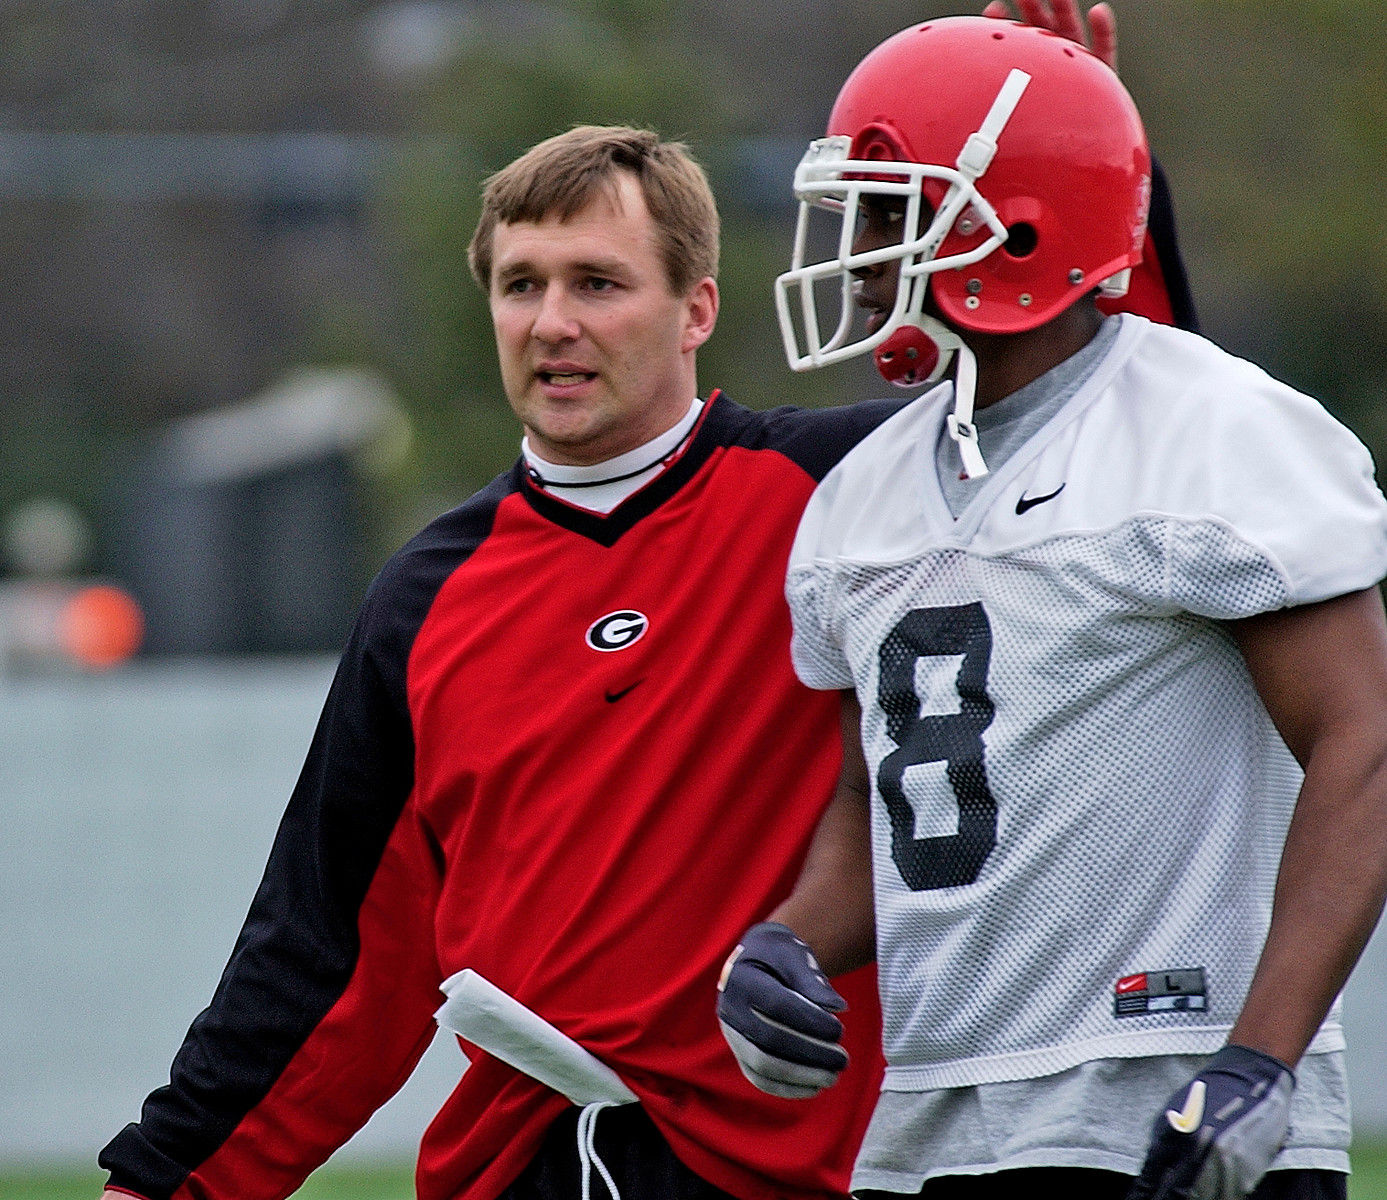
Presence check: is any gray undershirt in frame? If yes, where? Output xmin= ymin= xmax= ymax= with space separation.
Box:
xmin=936 ymin=316 xmax=1121 ymax=518
xmin=852 ymin=1050 xmax=1349 ymax=1194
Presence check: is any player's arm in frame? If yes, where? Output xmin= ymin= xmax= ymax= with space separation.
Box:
xmin=769 ymin=690 xmax=876 ymax=975
xmin=1227 ymin=585 xmax=1387 ymax=1064
xmin=717 ymin=691 xmax=874 ymax=1098
xmin=1129 ymin=586 xmax=1387 ymax=1200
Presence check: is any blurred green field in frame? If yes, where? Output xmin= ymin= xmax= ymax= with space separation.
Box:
xmin=5 ymin=1147 xmax=1387 ymax=1199
xmin=1353 ymin=1140 xmax=1387 ymax=1199
xmin=0 ymin=1163 xmax=418 ymax=1200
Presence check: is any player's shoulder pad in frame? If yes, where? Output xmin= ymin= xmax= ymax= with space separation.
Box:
xmin=1107 ymin=319 xmax=1387 ymax=603
xmin=788 ymin=389 xmax=945 ymax=568
xmin=1120 ymin=318 xmax=1352 ymax=439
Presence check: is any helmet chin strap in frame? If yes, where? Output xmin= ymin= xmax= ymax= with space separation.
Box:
xmin=945 ymin=340 xmax=987 ymax=480
xmin=873 ymin=314 xmax=988 ymax=480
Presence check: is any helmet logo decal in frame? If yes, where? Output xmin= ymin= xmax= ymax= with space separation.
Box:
xmin=1133 ymin=172 xmax=1153 ymax=248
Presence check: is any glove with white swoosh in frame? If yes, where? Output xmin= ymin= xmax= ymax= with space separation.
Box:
xmin=1127 ymin=1044 xmax=1295 ymax=1200
xmin=716 ymin=922 xmax=849 ymax=1099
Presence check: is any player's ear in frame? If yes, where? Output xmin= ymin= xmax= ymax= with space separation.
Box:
xmin=682 ymin=277 xmax=719 ymax=354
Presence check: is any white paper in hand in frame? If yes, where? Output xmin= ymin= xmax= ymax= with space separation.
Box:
xmin=434 ymin=969 xmax=638 ymax=1107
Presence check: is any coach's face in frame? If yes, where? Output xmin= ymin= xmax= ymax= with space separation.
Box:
xmin=489 ymin=171 xmax=718 ymax=466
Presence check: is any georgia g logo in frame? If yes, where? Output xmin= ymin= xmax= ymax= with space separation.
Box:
xmin=586 ymin=610 xmax=649 ymax=652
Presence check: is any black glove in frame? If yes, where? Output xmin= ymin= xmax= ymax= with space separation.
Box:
xmin=1127 ymin=1044 xmax=1295 ymax=1200
xmin=715 ymin=921 xmax=849 ymax=1099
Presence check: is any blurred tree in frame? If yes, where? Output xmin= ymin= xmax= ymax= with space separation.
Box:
xmin=369 ymin=0 xmax=1387 ymax=537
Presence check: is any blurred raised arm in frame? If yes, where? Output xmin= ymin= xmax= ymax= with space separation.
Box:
xmin=982 ymin=0 xmax=1117 ymax=71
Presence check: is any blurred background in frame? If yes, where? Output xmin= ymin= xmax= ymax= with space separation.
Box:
xmin=3 ymin=0 xmax=1386 ymax=1192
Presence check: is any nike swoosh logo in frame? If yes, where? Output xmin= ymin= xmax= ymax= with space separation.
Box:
xmin=1015 ymin=483 xmax=1066 ymax=514
xmin=1166 ymin=1080 xmax=1206 ymax=1133
xmin=605 ymin=680 xmax=645 ymax=703
xmin=1116 ymin=976 xmax=1146 ymax=994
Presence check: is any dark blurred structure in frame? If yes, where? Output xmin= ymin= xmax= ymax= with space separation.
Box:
xmin=110 ymin=367 xmax=403 ymax=654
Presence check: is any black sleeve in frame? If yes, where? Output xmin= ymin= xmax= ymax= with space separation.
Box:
xmin=1149 ymin=156 xmax=1199 ymax=334
xmin=97 ymin=494 xmax=508 ymax=1199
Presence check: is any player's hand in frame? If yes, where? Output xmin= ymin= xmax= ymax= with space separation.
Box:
xmin=981 ymin=0 xmax=1118 ymax=72
xmin=1126 ymin=1045 xmax=1295 ymax=1200
xmin=716 ymin=921 xmax=849 ymax=1099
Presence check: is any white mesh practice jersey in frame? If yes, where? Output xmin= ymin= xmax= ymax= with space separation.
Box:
xmin=788 ymin=314 xmax=1387 ymax=1092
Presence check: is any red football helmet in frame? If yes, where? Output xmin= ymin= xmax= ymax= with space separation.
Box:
xmin=775 ymin=16 xmax=1151 ymax=385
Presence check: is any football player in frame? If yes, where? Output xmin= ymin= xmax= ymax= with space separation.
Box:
xmin=718 ymin=15 xmax=1387 ymax=1200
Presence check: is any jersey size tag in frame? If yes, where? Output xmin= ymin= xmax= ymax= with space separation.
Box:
xmin=1114 ymin=967 xmax=1207 ymax=1017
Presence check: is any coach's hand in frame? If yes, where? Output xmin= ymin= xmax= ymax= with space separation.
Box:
xmin=716 ymin=922 xmax=849 ymax=1099
xmin=1127 ymin=1045 xmax=1295 ymax=1200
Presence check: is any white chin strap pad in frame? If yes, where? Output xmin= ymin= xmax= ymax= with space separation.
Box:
xmin=946 ymin=342 xmax=988 ymax=480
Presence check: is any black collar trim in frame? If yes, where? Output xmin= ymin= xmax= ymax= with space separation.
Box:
xmin=524 ymin=417 xmax=700 ymax=490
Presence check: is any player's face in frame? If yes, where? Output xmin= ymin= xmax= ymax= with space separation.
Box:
xmin=489 ymin=173 xmax=718 ymax=466
xmin=850 ymin=195 xmax=909 ymax=336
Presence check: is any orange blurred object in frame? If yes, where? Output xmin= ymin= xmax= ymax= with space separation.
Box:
xmin=58 ymin=584 xmax=145 ymax=669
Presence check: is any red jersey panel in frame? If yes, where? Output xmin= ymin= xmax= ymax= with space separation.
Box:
xmin=409 ymin=438 xmax=886 ymax=1200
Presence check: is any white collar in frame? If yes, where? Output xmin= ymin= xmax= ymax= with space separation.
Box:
xmin=522 ymin=398 xmax=704 ymax=514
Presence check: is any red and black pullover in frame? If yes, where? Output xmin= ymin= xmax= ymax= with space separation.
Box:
xmin=100 ymin=395 xmax=904 ymax=1200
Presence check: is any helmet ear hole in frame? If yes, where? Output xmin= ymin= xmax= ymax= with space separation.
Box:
xmin=1004 ymin=222 xmax=1039 ymax=259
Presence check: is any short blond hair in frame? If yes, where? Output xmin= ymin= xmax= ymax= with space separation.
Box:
xmin=468 ymin=125 xmax=720 ymax=296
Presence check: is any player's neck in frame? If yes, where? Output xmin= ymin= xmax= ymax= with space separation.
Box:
xmin=968 ymin=301 xmax=1105 ymax=411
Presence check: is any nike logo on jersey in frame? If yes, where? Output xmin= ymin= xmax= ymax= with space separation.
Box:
xmin=1015 ymin=484 xmax=1066 ymax=514
xmin=1113 ymin=966 xmax=1207 ymax=1018
xmin=605 ymin=679 xmax=645 ymax=703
